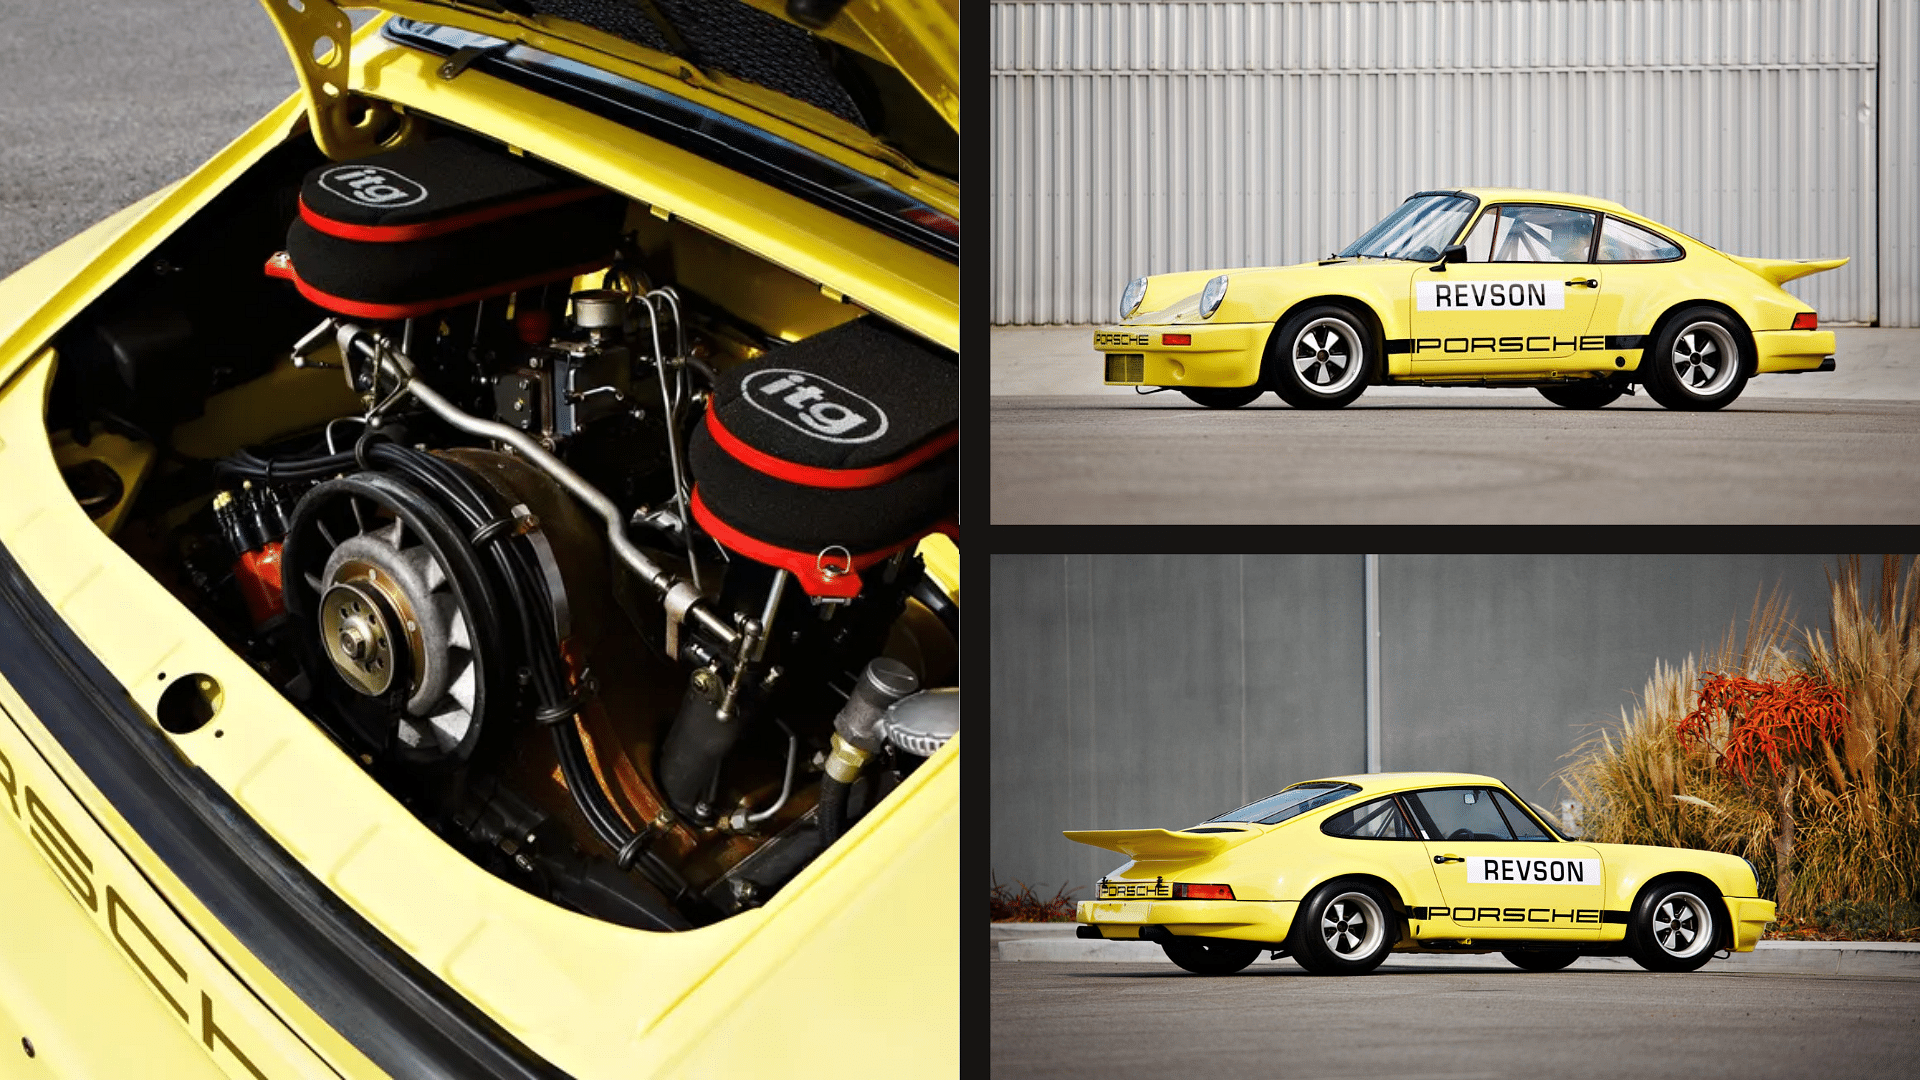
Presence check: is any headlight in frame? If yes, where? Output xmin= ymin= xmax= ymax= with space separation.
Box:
xmin=1198 ymin=275 xmax=1229 ymax=319
xmin=1119 ymin=277 xmax=1147 ymax=320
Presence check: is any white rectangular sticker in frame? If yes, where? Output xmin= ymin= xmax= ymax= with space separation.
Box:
xmin=1466 ymin=856 xmax=1600 ymax=885
xmin=1093 ymin=901 xmax=1150 ymax=921
xmin=1417 ymin=280 xmax=1565 ymax=311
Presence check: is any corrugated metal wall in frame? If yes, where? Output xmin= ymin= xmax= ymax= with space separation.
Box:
xmin=1883 ymin=2 xmax=1920 ymax=327
xmin=992 ymin=0 xmax=1902 ymax=326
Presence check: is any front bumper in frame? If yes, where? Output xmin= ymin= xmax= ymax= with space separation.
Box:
xmin=1093 ymin=323 xmax=1269 ymax=388
xmin=1753 ymin=328 xmax=1837 ymax=374
xmin=1728 ymin=897 xmax=1777 ymax=952
xmin=1075 ymin=898 xmax=1298 ymax=944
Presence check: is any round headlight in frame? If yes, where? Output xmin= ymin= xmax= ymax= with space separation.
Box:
xmin=1198 ymin=275 xmax=1229 ymax=319
xmin=1119 ymin=277 xmax=1148 ymax=320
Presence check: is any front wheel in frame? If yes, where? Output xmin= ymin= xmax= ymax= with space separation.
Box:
xmin=1287 ymin=881 xmax=1398 ymax=975
xmin=1265 ymin=306 xmax=1372 ymax=409
xmin=1642 ymin=307 xmax=1749 ymax=411
xmin=1537 ymin=382 xmax=1624 ymax=409
xmin=1502 ymin=948 xmax=1580 ymax=972
xmin=1180 ymin=386 xmax=1263 ymax=409
xmin=1160 ymin=936 xmax=1263 ymax=975
xmin=1627 ymin=882 xmax=1723 ymax=972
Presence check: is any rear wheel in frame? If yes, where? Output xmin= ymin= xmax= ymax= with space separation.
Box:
xmin=1627 ymin=882 xmax=1723 ymax=972
xmin=1642 ymin=307 xmax=1749 ymax=411
xmin=1180 ymin=386 xmax=1263 ymax=409
xmin=1288 ymin=881 xmax=1397 ymax=975
xmin=1160 ymin=936 xmax=1263 ymax=975
xmin=1502 ymin=948 xmax=1580 ymax=972
xmin=1537 ymin=382 xmax=1624 ymax=409
xmin=1266 ymin=306 xmax=1371 ymax=409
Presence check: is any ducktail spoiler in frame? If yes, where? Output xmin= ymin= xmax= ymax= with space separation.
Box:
xmin=1723 ymin=254 xmax=1849 ymax=286
xmin=1062 ymin=827 xmax=1260 ymax=860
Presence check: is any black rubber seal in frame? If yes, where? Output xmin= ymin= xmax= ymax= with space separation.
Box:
xmin=0 ymin=539 xmax=571 ymax=1080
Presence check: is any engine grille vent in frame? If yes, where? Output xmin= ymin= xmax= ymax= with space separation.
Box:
xmin=1104 ymin=353 xmax=1145 ymax=383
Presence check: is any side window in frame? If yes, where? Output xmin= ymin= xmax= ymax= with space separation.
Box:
xmin=1403 ymin=787 xmax=1516 ymax=841
xmin=1321 ymin=797 xmax=1418 ymax=840
xmin=1488 ymin=790 xmax=1553 ymax=841
xmin=1464 ymin=205 xmax=1598 ymax=263
xmin=1597 ymin=216 xmax=1683 ymax=262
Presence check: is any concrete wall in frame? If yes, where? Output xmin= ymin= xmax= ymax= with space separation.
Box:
xmin=991 ymin=553 xmax=1857 ymax=900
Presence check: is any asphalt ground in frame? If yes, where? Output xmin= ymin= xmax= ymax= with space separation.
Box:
xmin=992 ymin=960 xmax=1920 ymax=1080
xmin=0 ymin=4 xmax=303 ymax=278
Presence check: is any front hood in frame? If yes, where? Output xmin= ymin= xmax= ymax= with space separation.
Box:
xmin=368 ymin=0 xmax=955 ymax=173
xmin=1122 ymin=259 xmax=1384 ymax=326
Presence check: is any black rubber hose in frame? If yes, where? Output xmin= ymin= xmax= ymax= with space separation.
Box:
xmin=818 ymin=775 xmax=851 ymax=846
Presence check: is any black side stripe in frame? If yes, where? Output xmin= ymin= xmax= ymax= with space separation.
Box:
xmin=1604 ymin=335 xmax=1646 ymax=350
xmin=1385 ymin=339 xmax=1414 ymax=355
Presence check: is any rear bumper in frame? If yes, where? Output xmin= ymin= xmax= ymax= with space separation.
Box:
xmin=1728 ymin=897 xmax=1777 ymax=952
xmin=1075 ymin=898 xmax=1298 ymax=943
xmin=1753 ymin=329 xmax=1836 ymax=374
xmin=1093 ymin=323 xmax=1268 ymax=388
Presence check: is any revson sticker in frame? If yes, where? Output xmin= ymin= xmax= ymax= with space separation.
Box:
xmin=318 ymin=164 xmax=429 ymax=208
xmin=1467 ymin=856 xmax=1600 ymax=884
xmin=1417 ymin=281 xmax=1566 ymax=311
xmin=743 ymin=368 xmax=890 ymax=444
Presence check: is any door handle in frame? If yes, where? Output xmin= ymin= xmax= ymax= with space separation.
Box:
xmin=1433 ymin=854 xmax=1465 ymax=864
xmin=1565 ymin=278 xmax=1598 ymax=288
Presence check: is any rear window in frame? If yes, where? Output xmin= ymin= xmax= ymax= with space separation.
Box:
xmin=1209 ymin=782 xmax=1359 ymax=825
xmin=1598 ymin=216 xmax=1684 ymax=262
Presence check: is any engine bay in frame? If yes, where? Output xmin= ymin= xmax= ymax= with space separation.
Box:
xmin=45 ymin=127 xmax=958 ymax=932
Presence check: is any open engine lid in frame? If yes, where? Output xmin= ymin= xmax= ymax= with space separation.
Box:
xmin=265 ymin=0 xmax=954 ymax=178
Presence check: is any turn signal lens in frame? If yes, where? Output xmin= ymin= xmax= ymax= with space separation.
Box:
xmin=1792 ymin=312 xmax=1819 ymax=330
xmin=1171 ymin=883 xmax=1235 ymax=900
xmin=1162 ymin=333 xmax=1191 ymax=346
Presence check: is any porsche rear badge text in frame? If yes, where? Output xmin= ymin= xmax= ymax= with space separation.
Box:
xmin=0 ymin=740 xmax=269 ymax=1078
xmin=1467 ymin=856 xmax=1600 ymax=884
xmin=1095 ymin=332 xmax=1151 ymax=347
xmin=1417 ymin=281 xmax=1566 ymax=310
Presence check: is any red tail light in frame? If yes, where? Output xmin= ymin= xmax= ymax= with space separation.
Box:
xmin=1791 ymin=312 xmax=1818 ymax=330
xmin=1162 ymin=333 xmax=1192 ymax=346
xmin=1171 ymin=883 xmax=1235 ymax=900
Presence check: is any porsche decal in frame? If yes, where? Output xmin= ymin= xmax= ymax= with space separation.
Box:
xmin=1413 ymin=905 xmax=1605 ymax=924
xmin=1467 ymin=856 xmax=1600 ymax=884
xmin=1417 ymin=281 xmax=1565 ymax=310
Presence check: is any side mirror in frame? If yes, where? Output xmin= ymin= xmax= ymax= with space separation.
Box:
xmin=1441 ymin=244 xmax=1467 ymax=264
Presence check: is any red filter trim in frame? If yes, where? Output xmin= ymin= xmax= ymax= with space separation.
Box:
xmin=703 ymin=410 xmax=957 ymax=490
xmin=298 ymin=187 xmax=603 ymax=242
xmin=270 ymin=257 xmax=613 ymax=320
xmin=689 ymin=487 xmax=953 ymax=600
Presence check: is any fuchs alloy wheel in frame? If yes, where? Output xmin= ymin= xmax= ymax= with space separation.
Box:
xmin=1159 ymin=936 xmax=1264 ymax=975
xmin=1180 ymin=386 xmax=1264 ymax=409
xmin=1502 ymin=948 xmax=1580 ymax=972
xmin=1266 ymin=305 xmax=1371 ymax=409
xmin=1627 ymin=882 xmax=1722 ymax=972
xmin=1287 ymin=881 xmax=1397 ymax=975
xmin=1537 ymin=382 xmax=1624 ymax=409
xmin=1643 ymin=307 xmax=1749 ymax=411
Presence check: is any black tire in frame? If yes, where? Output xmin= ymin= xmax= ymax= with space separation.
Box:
xmin=1641 ymin=306 xmax=1749 ymax=411
xmin=1265 ymin=305 xmax=1372 ymax=409
xmin=1287 ymin=880 xmax=1398 ymax=975
xmin=1502 ymin=948 xmax=1580 ymax=972
xmin=1627 ymin=881 xmax=1723 ymax=972
xmin=1180 ymin=386 xmax=1263 ymax=409
xmin=1159 ymin=936 xmax=1263 ymax=975
xmin=1537 ymin=382 xmax=1624 ymax=409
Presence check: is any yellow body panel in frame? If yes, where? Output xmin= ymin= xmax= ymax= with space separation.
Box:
xmin=1095 ymin=188 xmax=1841 ymax=392
xmin=1068 ymin=771 xmax=1773 ymax=954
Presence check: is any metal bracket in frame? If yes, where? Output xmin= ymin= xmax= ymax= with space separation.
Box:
xmin=438 ymin=41 xmax=513 ymax=81
xmin=255 ymin=0 xmax=417 ymax=160
xmin=663 ymin=580 xmax=702 ymax=661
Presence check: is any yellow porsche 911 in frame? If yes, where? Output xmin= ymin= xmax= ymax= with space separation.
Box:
xmin=1067 ymin=772 xmax=1776 ymax=976
xmin=1095 ymin=189 xmax=1841 ymax=411
xmin=0 ymin=2 xmax=955 ymax=1077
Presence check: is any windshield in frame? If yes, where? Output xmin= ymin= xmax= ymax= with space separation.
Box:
xmin=1208 ymin=782 xmax=1359 ymax=825
xmin=383 ymin=20 xmax=957 ymax=263
xmin=1338 ymin=194 xmax=1477 ymax=261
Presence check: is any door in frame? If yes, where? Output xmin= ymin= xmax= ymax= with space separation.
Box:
xmin=1409 ymin=203 xmax=1605 ymax=375
xmin=1402 ymin=786 xmax=1603 ymax=941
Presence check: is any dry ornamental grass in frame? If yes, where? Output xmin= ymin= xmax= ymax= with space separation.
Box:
xmin=1558 ymin=555 xmax=1920 ymax=940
